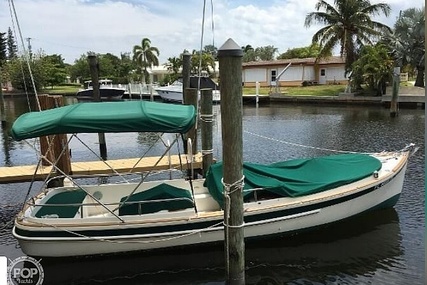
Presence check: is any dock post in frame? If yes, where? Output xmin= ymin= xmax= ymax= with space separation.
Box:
xmin=184 ymin=88 xmax=198 ymax=168
xmin=182 ymin=51 xmax=191 ymax=94
xmin=38 ymin=95 xmax=71 ymax=186
xmin=38 ymin=95 xmax=56 ymax=166
xmin=88 ymin=54 xmax=107 ymax=160
xmin=182 ymin=52 xmax=193 ymax=154
xmin=218 ymin=38 xmax=245 ymax=285
xmin=49 ymin=95 xmax=71 ymax=176
xmin=390 ymin=67 xmax=400 ymax=117
xmin=200 ymin=88 xmax=213 ymax=177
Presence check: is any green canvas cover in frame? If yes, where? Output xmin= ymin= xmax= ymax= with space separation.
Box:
xmin=11 ymin=101 xmax=196 ymax=140
xmin=204 ymin=153 xmax=382 ymax=208
xmin=119 ymin=183 xmax=194 ymax=215
xmin=35 ymin=189 xmax=87 ymax=218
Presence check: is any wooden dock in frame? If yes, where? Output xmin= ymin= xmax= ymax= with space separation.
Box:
xmin=0 ymin=153 xmax=203 ymax=183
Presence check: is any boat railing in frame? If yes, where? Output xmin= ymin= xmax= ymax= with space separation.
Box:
xmin=27 ymin=196 xmax=195 ymax=218
xmin=124 ymin=83 xmax=159 ymax=95
xmin=45 ymin=168 xmax=184 ymax=186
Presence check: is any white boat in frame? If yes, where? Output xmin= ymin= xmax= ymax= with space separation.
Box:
xmin=76 ymin=79 xmax=125 ymax=101
xmin=155 ymin=76 xmax=221 ymax=103
xmin=10 ymin=100 xmax=413 ymax=257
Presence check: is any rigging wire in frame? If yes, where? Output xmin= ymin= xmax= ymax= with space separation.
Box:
xmin=7 ymin=0 xmax=32 ymax=111
xmin=8 ymin=0 xmax=41 ymax=111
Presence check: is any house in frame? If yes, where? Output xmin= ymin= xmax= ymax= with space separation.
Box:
xmin=242 ymin=56 xmax=348 ymax=87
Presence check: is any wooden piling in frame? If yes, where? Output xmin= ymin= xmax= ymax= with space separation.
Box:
xmin=200 ymin=88 xmax=213 ymax=177
xmin=184 ymin=88 xmax=198 ymax=159
xmin=88 ymin=55 xmax=108 ymax=160
xmin=182 ymin=52 xmax=191 ymax=96
xmin=38 ymin=95 xmax=57 ymax=166
xmin=181 ymin=52 xmax=192 ymax=154
xmin=218 ymin=38 xmax=245 ymax=285
xmin=390 ymin=67 xmax=400 ymax=117
xmin=38 ymin=94 xmax=71 ymax=186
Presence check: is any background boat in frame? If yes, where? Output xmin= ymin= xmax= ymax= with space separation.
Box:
xmin=155 ymin=76 xmax=220 ymax=103
xmin=76 ymin=79 xmax=125 ymax=101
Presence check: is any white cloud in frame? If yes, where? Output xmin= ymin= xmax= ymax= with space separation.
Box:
xmin=0 ymin=0 xmax=423 ymax=64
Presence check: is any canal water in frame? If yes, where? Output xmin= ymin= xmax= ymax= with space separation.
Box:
xmin=0 ymin=96 xmax=424 ymax=284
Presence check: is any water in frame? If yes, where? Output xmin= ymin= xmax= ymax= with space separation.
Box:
xmin=0 ymin=97 xmax=424 ymax=284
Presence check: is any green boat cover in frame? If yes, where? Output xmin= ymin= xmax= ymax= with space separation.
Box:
xmin=204 ymin=153 xmax=382 ymax=208
xmin=119 ymin=183 xmax=194 ymax=215
xmin=35 ymin=189 xmax=87 ymax=218
xmin=11 ymin=101 xmax=196 ymax=140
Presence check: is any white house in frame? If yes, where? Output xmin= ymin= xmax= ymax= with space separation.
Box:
xmin=242 ymin=56 xmax=348 ymax=87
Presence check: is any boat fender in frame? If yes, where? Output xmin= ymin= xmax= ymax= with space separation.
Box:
xmin=373 ymin=171 xmax=379 ymax=179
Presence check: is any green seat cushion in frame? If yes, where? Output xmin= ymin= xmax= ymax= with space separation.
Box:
xmin=119 ymin=183 xmax=194 ymax=216
xmin=35 ymin=189 xmax=87 ymax=218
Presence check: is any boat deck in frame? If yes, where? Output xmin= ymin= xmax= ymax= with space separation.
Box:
xmin=0 ymin=153 xmax=204 ymax=184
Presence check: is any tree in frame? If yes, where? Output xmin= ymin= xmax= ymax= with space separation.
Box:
xmin=7 ymin=27 xmax=17 ymax=60
xmin=132 ymin=38 xmax=160 ymax=84
xmin=304 ymin=0 xmax=391 ymax=73
xmin=255 ymin=45 xmax=278 ymax=61
xmin=203 ymin=44 xmax=218 ymax=60
xmin=242 ymin=44 xmax=256 ymax=62
xmin=277 ymin=43 xmax=329 ymax=59
xmin=190 ymin=50 xmax=215 ymax=76
xmin=0 ymin=32 xmax=7 ymax=66
xmin=69 ymin=52 xmax=133 ymax=83
xmin=389 ymin=7 xmax=425 ymax=87
xmin=5 ymin=56 xmax=45 ymax=91
xmin=164 ymin=56 xmax=182 ymax=84
xmin=41 ymin=54 xmax=67 ymax=88
xmin=351 ymin=44 xmax=393 ymax=95
xmin=117 ymin=52 xmax=136 ymax=82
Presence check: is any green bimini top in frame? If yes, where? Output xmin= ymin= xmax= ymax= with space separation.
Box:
xmin=11 ymin=101 xmax=196 ymax=140
xmin=204 ymin=153 xmax=382 ymax=208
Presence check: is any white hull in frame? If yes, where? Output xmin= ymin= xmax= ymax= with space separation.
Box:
xmin=13 ymin=152 xmax=409 ymax=257
xmin=155 ymin=87 xmax=221 ymax=103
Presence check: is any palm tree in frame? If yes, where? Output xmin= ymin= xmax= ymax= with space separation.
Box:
xmin=391 ymin=8 xmax=425 ymax=87
xmin=242 ymin=44 xmax=256 ymax=62
xmin=305 ymin=0 xmax=391 ymax=72
xmin=132 ymin=38 xmax=160 ymax=84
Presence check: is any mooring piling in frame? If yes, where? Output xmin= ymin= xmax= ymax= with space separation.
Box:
xmin=390 ymin=67 xmax=400 ymax=117
xmin=200 ymin=88 xmax=213 ymax=177
xmin=88 ymin=54 xmax=107 ymax=160
xmin=218 ymin=38 xmax=245 ymax=285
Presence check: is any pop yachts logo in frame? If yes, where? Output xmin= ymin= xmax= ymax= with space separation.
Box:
xmin=8 ymin=256 xmax=44 ymax=285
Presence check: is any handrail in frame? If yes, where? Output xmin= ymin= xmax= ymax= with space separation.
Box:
xmin=27 ymin=196 xmax=195 ymax=218
xmin=27 ymin=197 xmax=194 ymax=208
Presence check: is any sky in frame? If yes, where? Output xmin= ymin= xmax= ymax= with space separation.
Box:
xmin=0 ymin=0 xmax=424 ymax=64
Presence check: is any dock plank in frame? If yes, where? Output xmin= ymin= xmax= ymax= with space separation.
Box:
xmin=0 ymin=153 xmax=203 ymax=183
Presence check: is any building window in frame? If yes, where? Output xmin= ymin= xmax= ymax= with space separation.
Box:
xmin=320 ymin=69 xmax=326 ymax=76
xmin=271 ymin=70 xmax=277 ymax=82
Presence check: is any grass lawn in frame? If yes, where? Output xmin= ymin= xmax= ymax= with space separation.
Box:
xmin=41 ymin=85 xmax=80 ymax=95
xmin=243 ymin=84 xmax=346 ymax=96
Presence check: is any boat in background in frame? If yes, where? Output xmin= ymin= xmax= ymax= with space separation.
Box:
xmin=155 ymin=76 xmax=220 ymax=103
xmin=9 ymin=100 xmax=414 ymax=257
xmin=76 ymin=79 xmax=125 ymax=101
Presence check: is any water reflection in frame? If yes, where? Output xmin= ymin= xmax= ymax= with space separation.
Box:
xmin=38 ymin=209 xmax=401 ymax=285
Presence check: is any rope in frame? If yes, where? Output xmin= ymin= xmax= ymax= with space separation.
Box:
xmin=243 ymin=129 xmax=362 ymax=154
xmin=221 ymin=176 xmax=245 ymax=227
xmin=221 ymin=175 xmax=245 ymax=273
